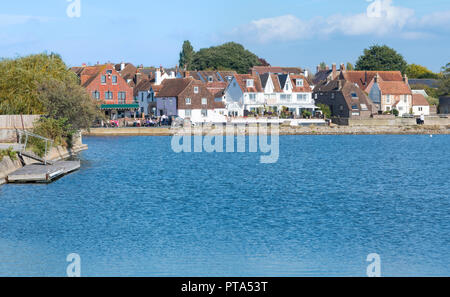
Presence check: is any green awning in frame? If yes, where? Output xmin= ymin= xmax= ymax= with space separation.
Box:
xmin=101 ymin=104 xmax=139 ymax=110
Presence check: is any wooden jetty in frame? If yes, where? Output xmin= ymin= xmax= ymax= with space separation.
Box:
xmin=6 ymin=161 xmax=80 ymax=183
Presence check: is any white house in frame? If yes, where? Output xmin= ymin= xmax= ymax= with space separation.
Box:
xmin=412 ymin=93 xmax=430 ymax=116
xmin=223 ymin=73 xmax=315 ymax=117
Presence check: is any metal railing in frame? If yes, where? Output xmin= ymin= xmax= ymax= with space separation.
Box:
xmin=16 ymin=130 xmax=54 ymax=165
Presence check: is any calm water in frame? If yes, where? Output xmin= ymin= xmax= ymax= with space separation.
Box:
xmin=0 ymin=135 xmax=449 ymax=276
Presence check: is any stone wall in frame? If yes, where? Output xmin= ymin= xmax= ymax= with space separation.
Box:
xmin=333 ymin=116 xmax=450 ymax=126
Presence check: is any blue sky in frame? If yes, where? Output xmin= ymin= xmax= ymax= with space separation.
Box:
xmin=1 ymin=0 xmax=449 ymax=72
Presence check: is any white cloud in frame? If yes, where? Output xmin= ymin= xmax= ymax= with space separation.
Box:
xmin=231 ymin=0 xmax=449 ymax=43
xmin=0 ymin=14 xmax=49 ymax=27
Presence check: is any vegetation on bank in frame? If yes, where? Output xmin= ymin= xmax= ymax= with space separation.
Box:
xmin=0 ymin=53 xmax=103 ymax=154
xmin=0 ymin=147 xmax=17 ymax=162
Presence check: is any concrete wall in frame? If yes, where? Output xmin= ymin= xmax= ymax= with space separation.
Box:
xmin=0 ymin=156 xmax=23 ymax=185
xmin=333 ymin=116 xmax=450 ymax=126
xmin=0 ymin=115 xmax=41 ymax=142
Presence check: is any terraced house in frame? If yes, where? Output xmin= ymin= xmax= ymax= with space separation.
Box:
xmin=71 ymin=64 xmax=136 ymax=119
xmin=155 ymin=78 xmax=226 ymax=122
xmin=223 ymin=73 xmax=315 ymax=117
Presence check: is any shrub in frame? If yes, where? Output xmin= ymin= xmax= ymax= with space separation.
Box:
xmin=0 ymin=147 xmax=17 ymax=161
xmin=392 ymin=109 xmax=399 ymax=117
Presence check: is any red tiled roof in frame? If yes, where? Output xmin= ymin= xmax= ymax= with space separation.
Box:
xmin=342 ymin=71 xmax=403 ymax=89
xmin=378 ymin=80 xmax=412 ymax=95
xmin=155 ymin=78 xmax=193 ymax=97
xmin=234 ymin=74 xmax=263 ymax=93
xmin=290 ymin=75 xmax=312 ymax=92
xmin=412 ymin=94 xmax=430 ymax=106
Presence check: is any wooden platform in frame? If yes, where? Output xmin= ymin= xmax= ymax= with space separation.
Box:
xmin=7 ymin=161 xmax=80 ymax=183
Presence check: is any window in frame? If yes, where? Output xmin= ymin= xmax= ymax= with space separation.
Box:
xmin=214 ymin=98 xmax=222 ymax=102
xmin=281 ymin=94 xmax=292 ymax=102
xmin=315 ymin=94 xmax=318 ymax=99
xmin=285 ymin=83 xmax=289 ymax=91
xmin=248 ymin=94 xmax=256 ymax=101
xmin=185 ymin=98 xmax=191 ymax=105
xmin=233 ymin=82 xmax=237 ymax=87
xmin=92 ymin=91 xmax=100 ymax=100
xmin=403 ymin=95 xmax=408 ymax=103
xmin=246 ymin=79 xmax=254 ymax=88
xmin=105 ymin=91 xmax=113 ymax=100
xmin=296 ymin=79 xmax=304 ymax=87
xmin=106 ymin=70 xmax=112 ymax=75
xmin=360 ymin=104 xmax=368 ymax=111
xmin=339 ymin=105 xmax=344 ymax=111
xmin=331 ymin=93 xmax=335 ymax=99
xmin=386 ymin=95 xmax=391 ymax=103
xmin=208 ymin=76 xmax=213 ymax=82
xmin=201 ymin=109 xmax=208 ymax=117
xmin=194 ymin=87 xmax=199 ymax=94
xmin=418 ymin=107 xmax=423 ymax=111
xmin=112 ymin=76 xmax=118 ymax=84
xmin=351 ymin=92 xmax=358 ymax=99
xmin=297 ymin=94 xmax=307 ymax=101
xmin=118 ymin=92 xmax=126 ymax=103
xmin=352 ymin=105 xmax=358 ymax=110
xmin=101 ymin=75 xmax=107 ymax=84
xmin=185 ymin=110 xmax=192 ymax=117
xmin=202 ymin=98 xmax=207 ymax=105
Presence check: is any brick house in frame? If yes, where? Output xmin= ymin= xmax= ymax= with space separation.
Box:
xmin=71 ymin=64 xmax=136 ymax=119
xmin=155 ymin=78 xmax=226 ymax=122
xmin=313 ymin=79 xmax=377 ymax=118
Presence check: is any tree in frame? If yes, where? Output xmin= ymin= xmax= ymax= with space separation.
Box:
xmin=190 ymin=42 xmax=262 ymax=74
xmin=258 ymin=58 xmax=271 ymax=66
xmin=37 ymin=77 xmax=100 ymax=130
xmin=317 ymin=103 xmax=331 ymax=119
xmin=0 ymin=53 xmax=101 ymax=130
xmin=319 ymin=62 xmax=327 ymax=70
xmin=438 ymin=63 xmax=450 ymax=96
xmin=179 ymin=40 xmax=195 ymax=70
xmin=405 ymin=64 xmax=439 ymax=79
xmin=355 ymin=45 xmax=408 ymax=73
xmin=346 ymin=62 xmax=354 ymax=71
xmin=0 ymin=53 xmax=78 ymax=114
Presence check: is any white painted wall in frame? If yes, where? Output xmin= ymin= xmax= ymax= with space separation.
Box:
xmin=412 ymin=105 xmax=430 ymax=116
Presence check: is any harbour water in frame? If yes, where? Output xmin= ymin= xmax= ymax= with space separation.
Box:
xmin=0 ymin=135 xmax=449 ymax=276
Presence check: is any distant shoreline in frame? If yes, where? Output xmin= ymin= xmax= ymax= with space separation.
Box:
xmin=83 ymin=126 xmax=450 ymax=137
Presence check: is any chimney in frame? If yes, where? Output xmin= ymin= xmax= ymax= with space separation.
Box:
xmin=82 ymin=63 xmax=87 ymax=67
xmin=304 ymin=70 xmax=309 ymax=78
xmin=316 ymin=65 xmax=320 ymax=73
xmin=340 ymin=63 xmax=345 ymax=71
xmin=338 ymin=80 xmax=342 ymax=90
xmin=155 ymin=69 xmax=162 ymax=85
xmin=374 ymin=73 xmax=379 ymax=83
xmin=332 ymin=63 xmax=337 ymax=79
xmin=403 ymin=74 xmax=409 ymax=85
xmin=120 ymin=62 xmax=125 ymax=71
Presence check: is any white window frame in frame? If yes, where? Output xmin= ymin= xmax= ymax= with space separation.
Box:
xmin=202 ymin=98 xmax=207 ymax=105
xmin=296 ymin=79 xmax=304 ymax=87
xmin=185 ymin=109 xmax=192 ymax=117
xmin=246 ymin=79 xmax=254 ymax=88
xmin=185 ymin=98 xmax=191 ymax=105
xmin=194 ymin=87 xmax=199 ymax=94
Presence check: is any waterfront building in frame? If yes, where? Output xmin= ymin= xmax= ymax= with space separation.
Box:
xmin=155 ymin=78 xmax=226 ymax=122
xmin=439 ymin=96 xmax=450 ymax=114
xmin=71 ymin=64 xmax=137 ymax=119
xmin=412 ymin=94 xmax=430 ymax=116
xmin=223 ymin=73 xmax=316 ymax=117
xmin=313 ymin=79 xmax=377 ymax=118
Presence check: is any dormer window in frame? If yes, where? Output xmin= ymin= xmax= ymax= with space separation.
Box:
xmin=208 ymin=76 xmax=213 ymax=82
xmin=106 ymin=70 xmax=112 ymax=75
xmin=296 ymin=79 xmax=304 ymax=87
xmin=246 ymin=79 xmax=254 ymax=88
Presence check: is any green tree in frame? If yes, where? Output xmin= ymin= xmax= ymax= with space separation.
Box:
xmin=179 ymin=40 xmax=195 ymax=70
xmin=317 ymin=103 xmax=331 ymax=118
xmin=0 ymin=53 xmax=78 ymax=114
xmin=346 ymin=62 xmax=354 ymax=71
xmin=405 ymin=64 xmax=439 ymax=79
xmin=319 ymin=62 xmax=327 ymax=70
xmin=37 ymin=77 xmax=100 ymax=130
xmin=355 ymin=45 xmax=408 ymax=72
xmin=438 ymin=63 xmax=450 ymax=96
xmin=0 ymin=53 xmax=101 ymax=131
xmin=191 ymin=42 xmax=261 ymax=74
